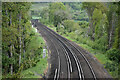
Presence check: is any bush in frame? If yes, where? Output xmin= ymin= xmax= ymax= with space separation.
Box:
xmin=119 ymin=64 xmax=120 ymax=77
xmin=77 ymin=21 xmax=89 ymax=28
xmin=106 ymin=48 xmax=120 ymax=63
xmin=77 ymin=36 xmax=86 ymax=44
xmin=104 ymin=61 xmax=118 ymax=77
xmin=69 ymin=32 xmax=77 ymax=40
xmin=63 ymin=20 xmax=79 ymax=32
xmin=105 ymin=62 xmax=118 ymax=72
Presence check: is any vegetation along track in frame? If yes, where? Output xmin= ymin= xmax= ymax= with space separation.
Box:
xmin=31 ymin=19 xmax=112 ymax=80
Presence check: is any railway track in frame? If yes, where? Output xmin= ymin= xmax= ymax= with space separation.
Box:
xmin=31 ymin=19 xmax=112 ymax=79
xmin=42 ymin=23 xmax=97 ymax=79
xmin=38 ymin=23 xmax=78 ymax=79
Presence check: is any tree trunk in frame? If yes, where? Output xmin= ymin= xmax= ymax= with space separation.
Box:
xmin=108 ymin=12 xmax=116 ymax=48
xmin=5 ymin=10 xmax=8 ymax=26
xmin=19 ymin=13 xmax=22 ymax=67
xmin=10 ymin=11 xmax=12 ymax=26
xmin=118 ymin=4 xmax=120 ymax=49
xmin=86 ymin=8 xmax=95 ymax=40
xmin=23 ymin=25 xmax=25 ymax=58
xmin=19 ymin=37 xmax=21 ymax=67
xmin=9 ymin=11 xmax=13 ymax=75
xmin=10 ymin=45 xmax=13 ymax=75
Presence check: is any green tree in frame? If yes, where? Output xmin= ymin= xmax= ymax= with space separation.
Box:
xmin=49 ymin=2 xmax=70 ymax=27
xmin=82 ymin=2 xmax=107 ymax=40
xmin=63 ymin=20 xmax=79 ymax=33
xmin=2 ymin=2 xmax=31 ymax=76
xmin=113 ymin=2 xmax=120 ymax=49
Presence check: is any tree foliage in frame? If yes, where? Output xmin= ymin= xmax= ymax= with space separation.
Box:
xmin=106 ymin=48 xmax=120 ymax=63
xmin=63 ymin=20 xmax=79 ymax=32
xmin=2 ymin=2 xmax=45 ymax=78
xmin=49 ymin=2 xmax=70 ymax=27
xmin=33 ymin=2 xmax=120 ymax=78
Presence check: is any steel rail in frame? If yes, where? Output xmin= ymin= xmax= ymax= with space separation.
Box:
xmin=46 ymin=25 xmax=97 ymax=80
xmin=40 ymin=24 xmax=83 ymax=79
xmin=37 ymin=24 xmax=71 ymax=79
xmin=41 ymin=23 xmax=97 ymax=80
xmin=37 ymin=25 xmax=61 ymax=80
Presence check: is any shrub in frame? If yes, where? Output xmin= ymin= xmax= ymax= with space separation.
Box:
xmin=105 ymin=62 xmax=118 ymax=72
xmin=105 ymin=61 xmax=118 ymax=78
xmin=77 ymin=36 xmax=87 ymax=44
xmin=119 ymin=64 xmax=120 ymax=78
xmin=69 ymin=32 xmax=77 ymax=40
xmin=106 ymin=48 xmax=120 ymax=63
xmin=63 ymin=20 xmax=79 ymax=32
xmin=77 ymin=21 xmax=89 ymax=28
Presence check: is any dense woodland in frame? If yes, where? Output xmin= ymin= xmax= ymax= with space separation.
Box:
xmin=31 ymin=2 xmax=120 ymax=78
xmin=2 ymin=2 xmax=120 ymax=78
xmin=2 ymin=2 xmax=46 ymax=78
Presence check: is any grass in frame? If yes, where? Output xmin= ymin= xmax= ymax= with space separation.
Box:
xmin=20 ymin=27 xmax=48 ymax=78
xmin=77 ymin=43 xmax=109 ymax=64
xmin=62 ymin=34 xmax=109 ymax=65
xmin=32 ymin=16 xmax=41 ymax=19
xmin=39 ymin=23 xmax=119 ymax=78
xmin=47 ymin=25 xmax=57 ymax=32
xmin=62 ymin=34 xmax=77 ymax=42
xmin=2 ymin=26 xmax=48 ymax=79
xmin=20 ymin=26 xmax=48 ymax=78
xmin=47 ymin=25 xmax=116 ymax=77
xmin=20 ymin=56 xmax=48 ymax=78
xmin=27 ymin=27 xmax=45 ymax=50
xmin=50 ymin=26 xmax=108 ymax=63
